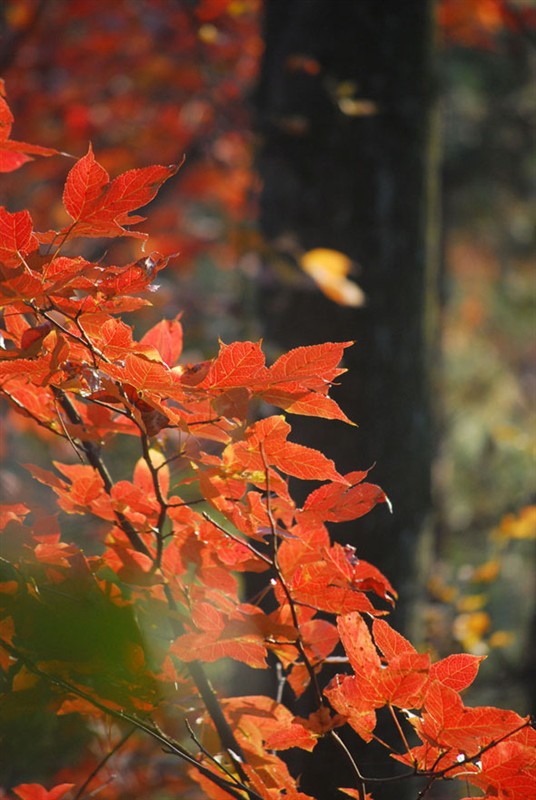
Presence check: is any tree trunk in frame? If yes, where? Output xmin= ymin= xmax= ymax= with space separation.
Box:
xmin=254 ymin=3 xmax=439 ymax=795
xmin=255 ymin=0 xmax=439 ymax=626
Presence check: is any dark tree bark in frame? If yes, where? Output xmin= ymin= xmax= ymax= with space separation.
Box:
xmin=255 ymin=0 xmax=439 ymax=625
xmin=254 ymin=3 xmax=439 ymax=795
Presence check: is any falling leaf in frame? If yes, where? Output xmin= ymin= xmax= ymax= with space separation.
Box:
xmin=300 ymin=248 xmax=365 ymax=307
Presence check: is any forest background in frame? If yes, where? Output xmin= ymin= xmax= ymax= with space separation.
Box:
xmin=0 ymin=0 xmax=534 ymax=798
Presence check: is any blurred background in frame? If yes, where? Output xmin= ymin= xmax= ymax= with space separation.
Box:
xmin=1 ymin=0 xmax=535 ymax=795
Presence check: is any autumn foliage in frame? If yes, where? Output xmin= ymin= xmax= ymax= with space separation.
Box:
xmin=0 ymin=88 xmax=535 ymax=800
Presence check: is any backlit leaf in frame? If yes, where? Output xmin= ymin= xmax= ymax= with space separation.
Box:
xmin=199 ymin=339 xmax=268 ymax=389
xmin=0 ymin=207 xmax=39 ymax=266
xmin=140 ymin=316 xmax=183 ymax=366
xmin=224 ymin=415 xmax=346 ymax=483
xmin=429 ymin=652 xmax=485 ymax=692
xmin=267 ymin=341 xmax=352 ymax=389
xmin=60 ymin=145 xmax=180 ymax=239
xmin=302 ymin=470 xmax=388 ymax=522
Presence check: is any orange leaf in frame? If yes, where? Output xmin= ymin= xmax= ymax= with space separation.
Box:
xmin=60 ymin=145 xmax=180 ymax=239
xmin=224 ymin=415 xmax=346 ymax=483
xmin=0 ymin=207 xmax=39 ymax=266
xmin=106 ymin=352 xmax=176 ymax=394
xmin=338 ymin=613 xmax=381 ymax=676
xmin=417 ymin=680 xmax=531 ymax=753
xmin=259 ymin=387 xmax=354 ymax=423
xmin=172 ymin=628 xmax=267 ymax=668
xmin=372 ymin=618 xmax=417 ymax=660
xmin=263 ymin=719 xmax=317 ymax=752
xmin=63 ymin=143 xmax=108 ymax=222
xmin=172 ymin=605 xmax=268 ymax=668
xmin=199 ymin=339 xmax=268 ymax=389
xmin=429 ymin=652 xmax=485 ymax=693
xmin=302 ymin=469 xmax=388 ymax=522
xmin=267 ymin=341 xmax=352 ymax=389
xmin=324 ymin=674 xmax=378 ymax=742
xmin=464 ymin=738 xmax=536 ymax=799
xmin=140 ymin=315 xmax=183 ymax=366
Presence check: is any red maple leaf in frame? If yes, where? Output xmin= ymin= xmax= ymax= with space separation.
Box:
xmin=428 ymin=651 xmax=485 ymax=692
xmin=266 ymin=341 xmax=350 ymax=389
xmin=301 ymin=469 xmax=388 ymax=523
xmin=463 ymin=738 xmax=536 ymax=799
xmin=415 ymin=680 xmax=533 ymax=754
xmin=198 ymin=339 xmax=268 ymax=389
xmin=256 ymin=341 xmax=354 ymax=423
xmin=325 ymin=613 xmax=430 ymax=740
xmin=223 ymin=415 xmax=347 ymax=483
xmin=140 ymin=316 xmax=183 ymax=367
xmin=172 ymin=602 xmax=268 ymax=668
xmin=46 ymin=144 xmax=180 ymax=240
xmin=0 ymin=207 xmax=39 ymax=267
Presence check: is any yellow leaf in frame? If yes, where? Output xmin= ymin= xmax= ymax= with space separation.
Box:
xmin=427 ymin=574 xmax=458 ymax=603
xmin=471 ymin=559 xmax=500 ymax=583
xmin=300 ymin=248 xmax=365 ymax=307
xmin=496 ymin=505 xmax=536 ymax=541
xmin=453 ymin=611 xmax=491 ymax=652
xmin=488 ymin=630 xmax=515 ymax=649
xmin=457 ymin=593 xmax=487 ymax=612
xmin=338 ymin=98 xmax=378 ymax=117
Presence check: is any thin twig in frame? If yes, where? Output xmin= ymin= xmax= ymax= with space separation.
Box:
xmin=329 ymin=730 xmax=367 ymax=800
xmin=259 ymin=441 xmax=324 ymax=707
xmin=138 ymin=433 xmax=169 ymax=570
xmin=161 ymin=583 xmax=250 ymax=785
xmin=185 ymin=718 xmax=244 ymax=789
xmin=201 ymin=512 xmax=272 ymax=566
xmin=275 ymin=662 xmax=286 ymax=705
xmin=51 ymin=388 xmax=152 ymax=557
xmin=0 ymin=637 xmax=259 ymax=800
xmin=49 ymin=386 xmax=252 ymax=785
xmin=73 ymin=726 xmax=135 ymax=800
xmin=53 ymin=394 xmax=85 ymax=462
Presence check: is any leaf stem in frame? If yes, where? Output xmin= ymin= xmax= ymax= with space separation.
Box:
xmin=52 ymin=388 xmax=152 ymax=557
xmin=329 ymin=730 xmax=367 ymax=800
xmin=0 ymin=637 xmax=259 ymax=800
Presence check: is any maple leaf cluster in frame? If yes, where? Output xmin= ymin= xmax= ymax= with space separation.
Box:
xmin=1 ymin=91 xmax=534 ymax=800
